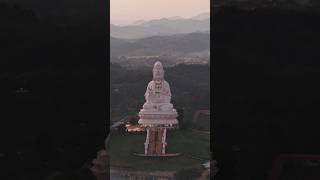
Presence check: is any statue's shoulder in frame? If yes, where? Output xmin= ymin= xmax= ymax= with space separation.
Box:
xmin=147 ymin=81 xmax=154 ymax=89
xmin=148 ymin=81 xmax=154 ymax=86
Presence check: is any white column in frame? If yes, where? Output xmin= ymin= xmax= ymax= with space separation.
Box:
xmin=162 ymin=128 xmax=167 ymax=154
xmin=144 ymin=128 xmax=150 ymax=155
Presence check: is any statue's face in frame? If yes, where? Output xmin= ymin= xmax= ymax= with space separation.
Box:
xmin=153 ymin=62 xmax=164 ymax=80
xmin=153 ymin=68 xmax=163 ymax=79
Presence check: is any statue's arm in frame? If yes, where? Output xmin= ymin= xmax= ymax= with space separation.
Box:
xmin=164 ymin=81 xmax=172 ymax=97
xmin=145 ymin=82 xmax=153 ymax=101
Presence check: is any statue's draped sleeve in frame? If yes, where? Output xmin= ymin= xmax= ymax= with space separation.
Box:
xmin=145 ymin=81 xmax=153 ymax=102
xmin=164 ymin=81 xmax=171 ymax=97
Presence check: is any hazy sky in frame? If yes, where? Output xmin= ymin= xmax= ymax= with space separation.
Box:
xmin=111 ymin=0 xmax=210 ymax=25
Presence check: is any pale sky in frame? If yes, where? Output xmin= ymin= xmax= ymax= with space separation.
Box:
xmin=111 ymin=0 xmax=210 ymax=25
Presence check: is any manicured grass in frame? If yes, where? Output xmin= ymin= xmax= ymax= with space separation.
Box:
xmin=110 ymin=129 xmax=210 ymax=171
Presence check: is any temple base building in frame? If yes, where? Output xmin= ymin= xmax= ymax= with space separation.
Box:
xmin=137 ymin=61 xmax=179 ymax=156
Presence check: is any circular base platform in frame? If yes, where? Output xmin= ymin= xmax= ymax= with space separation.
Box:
xmin=133 ymin=153 xmax=181 ymax=157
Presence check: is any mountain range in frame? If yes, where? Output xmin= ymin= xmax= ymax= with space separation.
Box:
xmin=110 ymin=32 xmax=210 ymax=58
xmin=111 ymin=13 xmax=210 ymax=39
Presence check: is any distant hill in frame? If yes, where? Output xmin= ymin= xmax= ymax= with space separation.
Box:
xmin=191 ymin=12 xmax=210 ymax=20
xmin=110 ymin=37 xmax=129 ymax=47
xmin=110 ymin=33 xmax=210 ymax=57
xmin=111 ymin=15 xmax=210 ymax=39
xmin=132 ymin=20 xmax=147 ymax=25
xmin=168 ymin=16 xmax=184 ymax=20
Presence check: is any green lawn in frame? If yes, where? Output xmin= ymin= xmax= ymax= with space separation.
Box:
xmin=110 ymin=129 xmax=210 ymax=171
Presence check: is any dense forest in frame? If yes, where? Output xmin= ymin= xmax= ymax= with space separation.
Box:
xmin=0 ymin=2 xmax=106 ymax=180
xmin=213 ymin=6 xmax=320 ymax=180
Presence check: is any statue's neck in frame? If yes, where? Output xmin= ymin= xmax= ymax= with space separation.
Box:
xmin=153 ymin=79 xmax=163 ymax=82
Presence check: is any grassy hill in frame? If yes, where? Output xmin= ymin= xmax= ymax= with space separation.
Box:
xmin=110 ymin=129 xmax=210 ymax=171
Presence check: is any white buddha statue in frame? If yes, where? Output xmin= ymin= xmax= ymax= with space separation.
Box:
xmin=142 ymin=61 xmax=174 ymax=111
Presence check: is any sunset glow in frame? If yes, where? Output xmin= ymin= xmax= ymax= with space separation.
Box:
xmin=111 ymin=0 xmax=210 ymax=25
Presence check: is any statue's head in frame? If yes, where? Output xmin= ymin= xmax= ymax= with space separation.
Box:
xmin=153 ymin=61 xmax=164 ymax=80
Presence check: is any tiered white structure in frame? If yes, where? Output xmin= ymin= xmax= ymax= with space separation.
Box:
xmin=138 ymin=61 xmax=179 ymax=156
